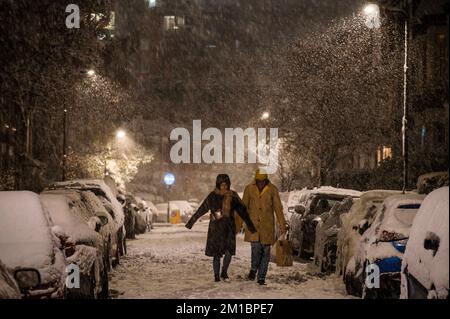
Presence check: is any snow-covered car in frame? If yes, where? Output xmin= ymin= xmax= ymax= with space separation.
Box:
xmin=345 ymin=193 xmax=425 ymax=299
xmin=155 ymin=203 xmax=181 ymax=223
xmin=0 ymin=259 xmax=21 ymax=299
xmin=144 ymin=200 xmax=159 ymax=225
xmin=401 ymin=187 xmax=449 ymax=299
xmin=50 ymin=179 xmax=126 ymax=261
xmin=133 ymin=205 xmax=147 ymax=235
xmin=123 ymin=195 xmax=137 ymax=239
xmin=140 ymin=200 xmax=154 ymax=230
xmin=289 ymin=187 xmax=361 ymax=257
xmin=286 ymin=189 xmax=311 ymax=216
xmin=0 ymin=191 xmax=66 ymax=299
xmin=336 ymin=190 xmax=404 ymax=277
xmin=171 ymin=200 xmax=194 ymax=223
xmin=40 ymin=192 xmax=109 ymax=299
xmin=81 ymin=191 xmax=118 ymax=272
xmin=42 ymin=189 xmax=116 ymax=275
xmin=313 ymin=197 xmax=354 ymax=273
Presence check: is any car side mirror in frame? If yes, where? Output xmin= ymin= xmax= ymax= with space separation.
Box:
xmin=294 ymin=205 xmax=306 ymax=215
xmin=98 ymin=215 xmax=108 ymax=227
xmin=358 ymin=219 xmax=369 ymax=235
xmin=94 ymin=216 xmax=108 ymax=232
xmin=424 ymin=232 xmax=440 ymax=256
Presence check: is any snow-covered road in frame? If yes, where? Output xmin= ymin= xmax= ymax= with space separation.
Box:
xmin=109 ymin=221 xmax=352 ymax=299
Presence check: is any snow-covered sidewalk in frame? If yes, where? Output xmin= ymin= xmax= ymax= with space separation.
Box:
xmin=109 ymin=222 xmax=352 ymax=299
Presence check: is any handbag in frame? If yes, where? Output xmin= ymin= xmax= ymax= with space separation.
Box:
xmin=275 ymin=231 xmax=293 ymax=267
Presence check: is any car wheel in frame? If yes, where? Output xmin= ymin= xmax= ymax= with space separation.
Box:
xmin=98 ymin=269 xmax=109 ymax=299
xmin=81 ymin=265 xmax=97 ymax=299
xmin=105 ymin=239 xmax=112 ymax=272
xmin=113 ymin=242 xmax=120 ymax=267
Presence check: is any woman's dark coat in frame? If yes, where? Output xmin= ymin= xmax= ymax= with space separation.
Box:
xmin=186 ymin=191 xmax=255 ymax=257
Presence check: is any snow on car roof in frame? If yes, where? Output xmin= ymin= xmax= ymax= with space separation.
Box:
xmin=287 ymin=189 xmax=311 ymax=207
xmin=309 ymin=186 xmax=362 ymax=198
xmin=0 ymin=191 xmax=55 ymax=269
xmin=376 ymin=193 xmax=425 ymax=238
xmin=403 ymin=187 xmax=449 ymax=297
xmin=40 ymin=193 xmax=101 ymax=247
xmin=53 ymin=179 xmax=124 ymax=227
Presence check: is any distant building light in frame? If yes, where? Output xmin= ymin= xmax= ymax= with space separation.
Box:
xmin=147 ymin=0 xmax=157 ymax=8
xmin=377 ymin=145 xmax=392 ymax=165
xmin=164 ymin=15 xmax=185 ymax=31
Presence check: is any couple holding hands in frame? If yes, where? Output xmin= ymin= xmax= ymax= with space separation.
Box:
xmin=185 ymin=169 xmax=287 ymax=285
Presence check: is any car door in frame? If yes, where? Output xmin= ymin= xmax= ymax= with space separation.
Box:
xmin=289 ymin=195 xmax=309 ymax=251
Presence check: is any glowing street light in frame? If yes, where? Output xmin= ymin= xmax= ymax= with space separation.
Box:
xmin=116 ymin=129 xmax=126 ymax=140
xmin=87 ymin=69 xmax=96 ymax=77
xmin=363 ymin=3 xmax=381 ymax=29
xmin=364 ymin=3 xmax=379 ymax=15
xmin=261 ymin=112 xmax=270 ymax=120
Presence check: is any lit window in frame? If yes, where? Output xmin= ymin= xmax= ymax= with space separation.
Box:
xmin=164 ymin=15 xmax=185 ymax=30
xmin=164 ymin=16 xmax=176 ymax=30
xmin=377 ymin=146 xmax=392 ymax=165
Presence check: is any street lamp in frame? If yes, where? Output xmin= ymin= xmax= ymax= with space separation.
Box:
xmin=163 ymin=172 xmax=175 ymax=223
xmin=363 ymin=3 xmax=381 ymax=29
xmin=363 ymin=2 xmax=409 ymax=193
xmin=261 ymin=112 xmax=270 ymax=120
xmin=116 ymin=129 xmax=126 ymax=140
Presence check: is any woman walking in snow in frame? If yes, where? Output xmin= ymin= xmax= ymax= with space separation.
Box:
xmin=185 ymin=174 xmax=257 ymax=282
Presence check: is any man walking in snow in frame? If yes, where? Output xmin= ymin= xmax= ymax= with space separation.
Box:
xmin=240 ymin=169 xmax=287 ymax=285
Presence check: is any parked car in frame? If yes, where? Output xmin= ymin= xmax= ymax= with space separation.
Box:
xmin=401 ymin=187 xmax=449 ymax=299
xmin=122 ymin=195 xmax=137 ymax=239
xmin=155 ymin=203 xmax=181 ymax=223
xmin=40 ymin=192 xmax=109 ymax=299
xmin=287 ymin=189 xmax=311 ymax=216
xmin=345 ymin=193 xmax=425 ymax=298
xmin=0 ymin=191 xmax=66 ymax=298
xmin=0 ymin=259 xmax=21 ymax=299
xmin=80 ymin=190 xmax=118 ymax=272
xmin=289 ymin=187 xmax=361 ymax=257
xmin=140 ymin=200 xmax=154 ymax=230
xmin=170 ymin=200 xmax=194 ymax=223
xmin=144 ymin=200 xmax=159 ymax=225
xmin=336 ymin=190 xmax=404 ymax=277
xmin=313 ymin=197 xmax=354 ymax=273
xmin=50 ymin=179 xmax=126 ymax=261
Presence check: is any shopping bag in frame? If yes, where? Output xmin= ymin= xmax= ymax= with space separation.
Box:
xmin=275 ymin=233 xmax=293 ymax=267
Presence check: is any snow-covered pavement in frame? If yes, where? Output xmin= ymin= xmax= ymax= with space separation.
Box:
xmin=109 ymin=221 xmax=352 ymax=299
